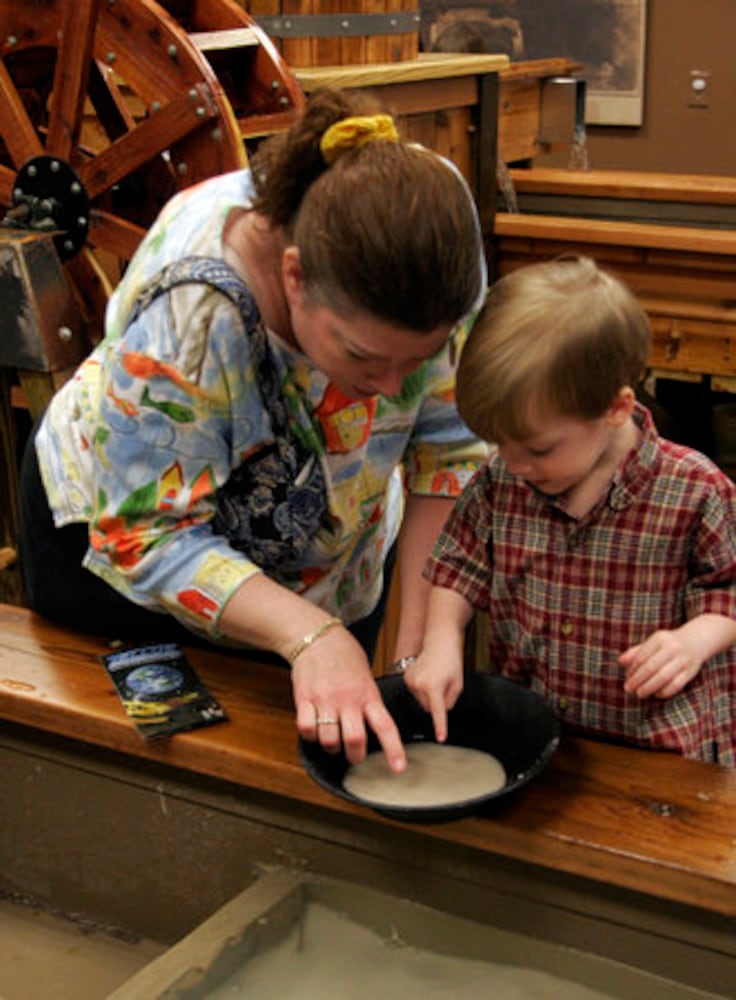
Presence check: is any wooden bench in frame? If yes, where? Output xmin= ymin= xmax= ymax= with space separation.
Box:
xmin=506 ymin=166 xmax=736 ymax=213
xmin=1 ymin=601 xmax=735 ymax=918
xmin=494 ymin=169 xmax=736 ymax=393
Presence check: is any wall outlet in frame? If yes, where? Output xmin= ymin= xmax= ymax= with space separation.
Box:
xmin=689 ymin=70 xmax=711 ymax=108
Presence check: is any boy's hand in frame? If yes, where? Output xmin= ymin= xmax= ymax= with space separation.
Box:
xmin=403 ymin=648 xmax=464 ymax=742
xmin=619 ymin=627 xmax=703 ymax=699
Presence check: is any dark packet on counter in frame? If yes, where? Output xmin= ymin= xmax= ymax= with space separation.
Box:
xmin=101 ymin=641 xmax=227 ymax=739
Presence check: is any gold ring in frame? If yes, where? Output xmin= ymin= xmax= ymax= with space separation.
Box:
xmin=316 ymin=716 xmax=338 ymax=726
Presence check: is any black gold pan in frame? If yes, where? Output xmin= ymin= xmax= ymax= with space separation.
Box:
xmin=299 ymin=672 xmax=561 ymax=823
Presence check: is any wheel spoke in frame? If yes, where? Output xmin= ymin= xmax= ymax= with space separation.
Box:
xmin=0 ymin=59 xmax=43 ymax=168
xmin=0 ymin=164 xmax=16 ymax=203
xmin=77 ymin=83 xmax=220 ymax=203
xmin=88 ymin=208 xmax=147 ymax=261
xmin=65 ymin=248 xmax=115 ymax=342
xmin=46 ymin=0 xmax=100 ymax=161
xmin=89 ymin=61 xmax=137 ymax=141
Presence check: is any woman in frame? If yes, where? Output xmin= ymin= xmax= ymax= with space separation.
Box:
xmin=19 ymin=87 xmax=487 ymax=771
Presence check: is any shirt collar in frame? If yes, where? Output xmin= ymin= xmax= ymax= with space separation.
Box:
xmin=607 ymin=402 xmax=660 ymax=511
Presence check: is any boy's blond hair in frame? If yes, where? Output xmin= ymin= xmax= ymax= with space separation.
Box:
xmin=457 ymin=256 xmax=651 ymax=442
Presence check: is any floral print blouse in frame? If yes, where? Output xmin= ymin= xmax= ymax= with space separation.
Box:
xmin=35 ymin=169 xmax=487 ymax=638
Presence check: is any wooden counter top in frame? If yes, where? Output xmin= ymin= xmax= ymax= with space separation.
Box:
xmin=1 ymin=602 xmax=735 ymax=918
xmin=294 ymin=52 xmax=509 ymax=90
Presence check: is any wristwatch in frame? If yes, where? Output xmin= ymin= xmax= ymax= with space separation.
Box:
xmin=389 ymin=655 xmax=417 ymax=674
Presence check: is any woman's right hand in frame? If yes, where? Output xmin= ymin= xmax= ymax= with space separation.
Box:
xmin=291 ymin=625 xmax=407 ymax=773
xmin=220 ymin=574 xmax=406 ymax=772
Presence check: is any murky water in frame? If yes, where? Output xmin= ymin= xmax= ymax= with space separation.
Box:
xmin=201 ymin=903 xmax=725 ymax=1000
xmin=0 ymin=896 xmax=165 ymax=1000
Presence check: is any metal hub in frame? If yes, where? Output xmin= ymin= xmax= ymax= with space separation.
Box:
xmin=0 ymin=0 xmax=301 ymax=341
xmin=8 ymin=156 xmax=90 ymax=261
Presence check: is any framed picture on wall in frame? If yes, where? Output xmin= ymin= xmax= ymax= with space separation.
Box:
xmin=421 ymin=0 xmax=648 ymax=126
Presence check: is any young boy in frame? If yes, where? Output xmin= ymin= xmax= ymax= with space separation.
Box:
xmin=405 ymin=256 xmax=736 ymax=765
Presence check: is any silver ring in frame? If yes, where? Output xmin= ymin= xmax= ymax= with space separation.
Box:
xmin=316 ymin=715 xmax=338 ymax=726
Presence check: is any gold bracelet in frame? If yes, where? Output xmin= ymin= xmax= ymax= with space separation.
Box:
xmin=287 ymin=616 xmax=343 ymax=666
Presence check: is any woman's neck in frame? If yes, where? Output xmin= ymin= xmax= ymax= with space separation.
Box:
xmin=223 ymin=210 xmax=294 ymax=341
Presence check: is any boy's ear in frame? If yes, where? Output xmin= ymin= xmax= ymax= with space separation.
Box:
xmin=605 ymin=386 xmax=636 ymax=427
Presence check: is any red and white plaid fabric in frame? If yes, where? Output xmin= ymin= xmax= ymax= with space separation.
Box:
xmin=426 ymin=405 xmax=736 ymax=764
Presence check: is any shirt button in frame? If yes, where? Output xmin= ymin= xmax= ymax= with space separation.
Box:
xmin=558 ymin=697 xmax=568 ymax=711
xmin=560 ymin=621 xmax=573 ymax=636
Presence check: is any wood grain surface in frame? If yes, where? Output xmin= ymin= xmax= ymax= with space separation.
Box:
xmin=1 ymin=602 xmax=734 ymax=917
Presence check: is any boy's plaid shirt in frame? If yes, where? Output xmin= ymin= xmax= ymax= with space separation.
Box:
xmin=426 ymin=405 xmax=736 ymax=765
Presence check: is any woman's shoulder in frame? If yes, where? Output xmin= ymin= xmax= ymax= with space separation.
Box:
xmin=106 ymin=170 xmax=255 ymax=332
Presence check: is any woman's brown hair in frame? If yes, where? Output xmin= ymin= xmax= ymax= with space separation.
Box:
xmin=250 ymin=87 xmax=484 ymax=332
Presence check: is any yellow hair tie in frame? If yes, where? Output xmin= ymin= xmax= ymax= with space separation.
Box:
xmin=320 ymin=114 xmax=399 ymax=165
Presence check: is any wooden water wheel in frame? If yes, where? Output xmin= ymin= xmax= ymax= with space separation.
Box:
xmin=0 ymin=0 xmax=303 ymax=603
xmin=0 ymin=0 xmax=303 ymax=341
